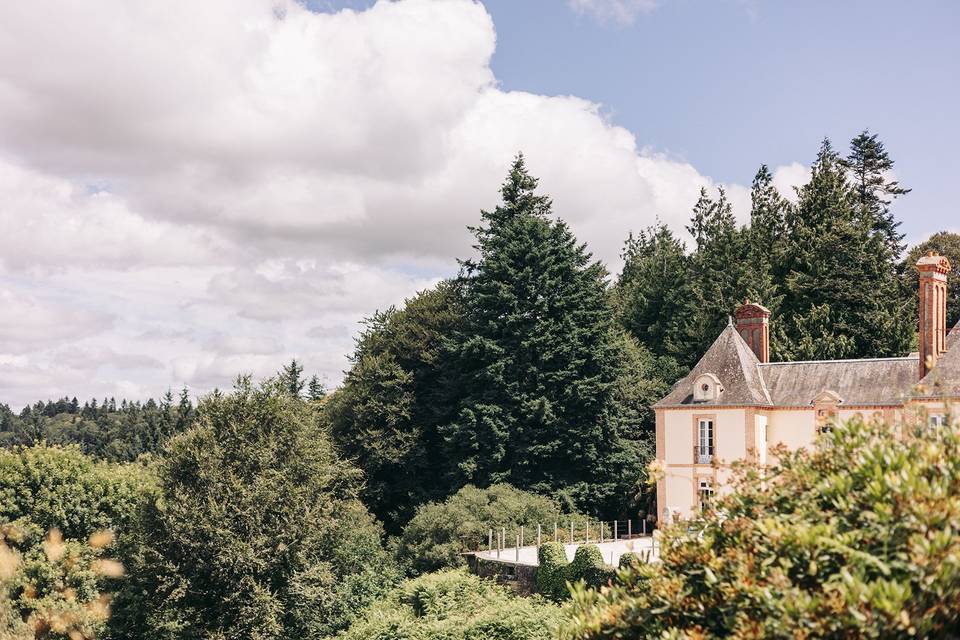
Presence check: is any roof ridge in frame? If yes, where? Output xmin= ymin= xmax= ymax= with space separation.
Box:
xmin=759 ymin=356 xmax=918 ymax=366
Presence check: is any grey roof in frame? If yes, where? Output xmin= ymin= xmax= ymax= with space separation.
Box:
xmin=656 ymin=323 xmax=771 ymax=407
xmin=658 ymin=319 xmax=960 ymax=409
xmin=760 ymin=357 xmax=918 ymax=406
xmin=918 ymin=319 xmax=960 ymax=397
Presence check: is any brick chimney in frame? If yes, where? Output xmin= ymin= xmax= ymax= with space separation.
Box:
xmin=917 ymin=251 xmax=951 ymax=379
xmin=735 ymin=299 xmax=771 ymax=363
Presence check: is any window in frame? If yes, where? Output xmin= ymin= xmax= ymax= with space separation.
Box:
xmin=697 ymin=479 xmax=714 ymax=512
xmin=929 ymin=414 xmax=947 ymax=428
xmin=697 ymin=419 xmax=714 ymax=463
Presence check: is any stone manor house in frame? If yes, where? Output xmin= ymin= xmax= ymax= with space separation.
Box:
xmin=655 ymin=252 xmax=959 ymax=519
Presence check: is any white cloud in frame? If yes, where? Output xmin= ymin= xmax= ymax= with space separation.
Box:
xmin=0 ymin=0 xmax=794 ymax=409
xmin=772 ymin=162 xmax=810 ymax=203
xmin=568 ymin=0 xmax=659 ymax=25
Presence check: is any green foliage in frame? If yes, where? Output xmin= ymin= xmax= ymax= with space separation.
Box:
xmin=535 ymin=542 xmax=569 ymax=601
xmin=566 ymin=544 xmax=611 ymax=589
xmin=397 ymin=484 xmax=572 ymax=575
xmin=617 ymin=551 xmax=640 ymax=569
xmin=0 ymin=391 xmax=195 ymax=463
xmin=616 ymin=132 xmax=914 ymax=366
xmin=904 ymin=231 xmax=960 ymax=328
xmin=325 ymin=282 xmax=463 ymax=532
xmin=0 ymin=445 xmax=147 ymax=639
xmin=562 ymin=416 xmax=960 ymax=638
xmin=443 ymin=154 xmax=644 ymax=517
xmin=336 ymin=569 xmax=562 ymax=640
xmin=108 ymin=378 xmax=397 ymax=640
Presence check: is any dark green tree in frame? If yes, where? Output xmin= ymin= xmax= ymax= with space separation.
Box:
xmin=678 ymin=187 xmax=748 ymax=364
xmin=614 ymin=222 xmax=692 ymax=365
xmin=779 ymin=139 xmax=912 ymax=360
xmin=109 ymin=378 xmax=396 ymax=639
xmin=842 ymin=129 xmax=910 ymax=259
xmin=280 ymin=358 xmax=305 ymax=397
xmin=325 ymin=282 xmax=463 ymax=532
xmin=307 ymin=375 xmax=326 ymax=402
xmin=441 ymin=154 xmax=642 ymax=516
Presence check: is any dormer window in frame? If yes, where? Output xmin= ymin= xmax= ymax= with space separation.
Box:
xmin=693 ymin=373 xmax=723 ymax=402
xmin=812 ymin=390 xmax=842 ymax=434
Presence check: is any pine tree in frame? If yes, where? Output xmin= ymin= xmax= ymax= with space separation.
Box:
xmin=307 ymin=375 xmax=326 ymax=401
xmin=442 ymin=154 xmax=640 ymax=516
xmin=680 ymin=187 xmax=747 ymax=364
xmin=842 ymin=130 xmax=910 ymax=259
xmin=614 ymin=222 xmax=692 ymax=365
xmin=280 ymin=359 xmax=305 ymax=398
xmin=780 ymin=139 xmax=911 ymax=360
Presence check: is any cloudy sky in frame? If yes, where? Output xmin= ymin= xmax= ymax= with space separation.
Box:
xmin=0 ymin=0 xmax=957 ymax=409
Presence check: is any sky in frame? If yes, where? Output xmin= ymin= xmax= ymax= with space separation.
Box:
xmin=0 ymin=0 xmax=957 ymax=409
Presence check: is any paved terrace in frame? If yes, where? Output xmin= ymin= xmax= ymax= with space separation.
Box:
xmin=475 ymin=536 xmax=660 ymax=567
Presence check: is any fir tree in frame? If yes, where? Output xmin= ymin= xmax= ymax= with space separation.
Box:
xmin=307 ymin=375 xmax=326 ymax=401
xmin=614 ymin=222 xmax=692 ymax=366
xmin=780 ymin=139 xmax=911 ymax=360
xmin=280 ymin=358 xmax=305 ymax=398
xmin=442 ymin=154 xmax=640 ymax=516
xmin=842 ymin=130 xmax=910 ymax=259
xmin=681 ymin=187 xmax=747 ymax=364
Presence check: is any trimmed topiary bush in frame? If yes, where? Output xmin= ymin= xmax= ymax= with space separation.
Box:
xmin=535 ymin=542 xmax=569 ymax=601
xmin=567 ymin=545 xmax=611 ymax=589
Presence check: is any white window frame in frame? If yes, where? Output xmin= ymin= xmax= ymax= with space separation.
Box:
xmin=697 ymin=418 xmax=714 ymax=464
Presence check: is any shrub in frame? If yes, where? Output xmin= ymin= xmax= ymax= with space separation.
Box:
xmin=566 ymin=545 xmax=611 ymax=588
xmin=562 ymin=416 xmax=960 ymax=638
xmin=535 ymin=542 xmax=569 ymax=601
xmin=617 ymin=552 xmax=640 ymax=569
xmin=337 ymin=569 xmax=562 ymax=640
xmin=0 ymin=444 xmax=148 ymax=639
xmin=398 ymin=483 xmax=572 ymax=574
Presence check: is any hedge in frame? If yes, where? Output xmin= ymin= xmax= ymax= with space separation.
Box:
xmin=535 ymin=543 xmax=615 ymax=600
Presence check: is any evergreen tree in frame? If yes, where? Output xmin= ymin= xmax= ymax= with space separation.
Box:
xmin=280 ymin=359 xmax=305 ymax=398
xmin=441 ymin=154 xmax=641 ymax=516
xmin=614 ymin=222 xmax=692 ymax=365
xmin=842 ymin=130 xmax=910 ymax=259
xmin=680 ymin=187 xmax=747 ymax=364
xmin=307 ymin=375 xmax=326 ymax=401
xmin=780 ymin=139 xmax=911 ymax=360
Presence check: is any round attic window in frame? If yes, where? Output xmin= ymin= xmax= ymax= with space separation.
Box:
xmin=693 ymin=373 xmax=722 ymax=402
xmin=701 ymin=383 xmax=710 ymax=393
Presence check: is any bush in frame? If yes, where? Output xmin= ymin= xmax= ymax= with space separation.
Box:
xmin=109 ymin=379 xmax=398 ymax=640
xmin=397 ymin=483 xmax=572 ymax=575
xmin=562 ymin=416 xmax=960 ymax=638
xmin=617 ymin=552 xmax=640 ymax=569
xmin=566 ymin=545 xmax=611 ymax=588
xmin=0 ymin=444 xmax=148 ymax=639
xmin=535 ymin=542 xmax=569 ymax=601
xmin=337 ymin=569 xmax=562 ymax=640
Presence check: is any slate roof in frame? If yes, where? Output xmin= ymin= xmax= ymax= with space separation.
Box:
xmin=656 ymin=321 xmax=960 ymax=408
xmin=656 ymin=322 xmax=771 ymax=407
xmin=918 ymin=319 xmax=960 ymax=398
xmin=760 ymin=357 xmax=918 ymax=406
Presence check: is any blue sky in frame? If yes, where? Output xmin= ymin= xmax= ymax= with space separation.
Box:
xmin=490 ymin=0 xmax=960 ymax=242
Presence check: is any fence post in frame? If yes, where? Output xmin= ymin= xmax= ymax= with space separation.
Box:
xmin=520 ymin=525 xmax=524 ymax=548
xmin=586 ymin=521 xmax=590 ymax=543
xmin=628 ymin=519 xmax=632 ymax=539
xmin=515 ymin=534 xmax=520 ymax=563
xmin=554 ymin=522 xmax=558 ymax=542
xmin=600 ymin=521 xmax=604 ymax=544
xmin=537 ymin=524 xmax=542 ymax=547
xmin=569 ymin=521 xmax=573 ymax=544
xmin=642 ymin=519 xmax=647 ymax=536
xmin=501 ymin=527 xmax=506 ymax=551
xmin=488 ymin=529 xmax=493 ymax=551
